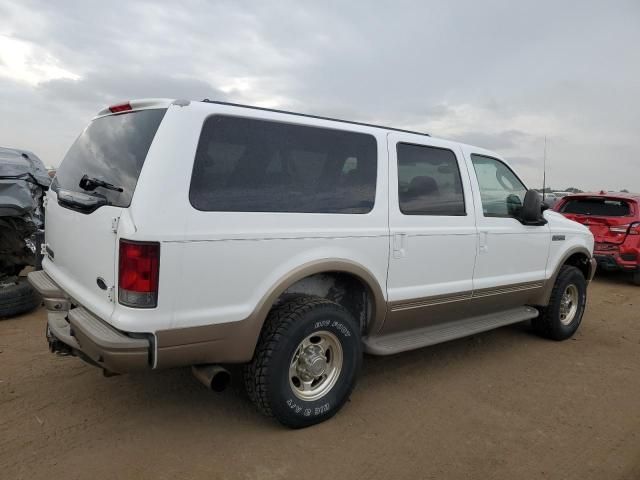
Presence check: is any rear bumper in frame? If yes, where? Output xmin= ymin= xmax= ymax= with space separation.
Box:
xmin=28 ymin=270 xmax=151 ymax=373
xmin=594 ymin=251 xmax=638 ymax=271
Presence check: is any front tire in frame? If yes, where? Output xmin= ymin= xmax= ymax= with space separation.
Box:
xmin=533 ymin=265 xmax=587 ymax=340
xmin=244 ymin=295 xmax=362 ymax=428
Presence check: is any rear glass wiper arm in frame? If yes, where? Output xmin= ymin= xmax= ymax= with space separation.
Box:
xmin=79 ymin=174 xmax=123 ymax=193
xmin=57 ymin=189 xmax=108 ymax=213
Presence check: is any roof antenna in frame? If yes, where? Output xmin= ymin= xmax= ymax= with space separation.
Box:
xmin=542 ymin=136 xmax=547 ymax=202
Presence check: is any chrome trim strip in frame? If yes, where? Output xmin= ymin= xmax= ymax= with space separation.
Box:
xmin=390 ymin=292 xmax=472 ymax=312
xmin=472 ymin=282 xmax=545 ymax=298
xmin=389 ymin=281 xmax=544 ymax=312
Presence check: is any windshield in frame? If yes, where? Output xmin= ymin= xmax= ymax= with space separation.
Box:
xmin=560 ymin=197 xmax=631 ymax=216
xmin=52 ymin=109 xmax=166 ymax=208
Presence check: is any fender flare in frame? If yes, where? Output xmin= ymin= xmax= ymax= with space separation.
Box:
xmin=531 ymin=246 xmax=594 ymax=306
xmin=249 ymin=258 xmax=387 ymax=337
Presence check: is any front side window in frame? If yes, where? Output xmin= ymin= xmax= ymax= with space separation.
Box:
xmin=189 ymin=116 xmax=377 ymax=213
xmin=397 ymin=143 xmax=465 ymax=216
xmin=471 ymin=154 xmax=527 ymax=218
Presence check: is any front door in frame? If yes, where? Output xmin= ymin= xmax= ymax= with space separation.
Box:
xmin=384 ymin=133 xmax=478 ymax=334
xmin=463 ymin=148 xmax=550 ymax=303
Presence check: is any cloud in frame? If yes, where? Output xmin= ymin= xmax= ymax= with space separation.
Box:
xmin=452 ymin=130 xmax=534 ymax=151
xmin=0 ymin=0 xmax=638 ymax=191
xmin=0 ymin=35 xmax=80 ymax=85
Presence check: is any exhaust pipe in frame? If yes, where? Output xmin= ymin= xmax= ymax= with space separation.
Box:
xmin=192 ymin=365 xmax=231 ymax=392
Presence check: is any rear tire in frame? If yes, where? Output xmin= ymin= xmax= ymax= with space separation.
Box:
xmin=0 ymin=279 xmax=41 ymax=319
xmin=533 ymin=265 xmax=586 ymax=340
xmin=244 ymin=295 xmax=362 ymax=428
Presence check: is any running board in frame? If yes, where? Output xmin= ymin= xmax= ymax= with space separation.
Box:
xmin=363 ymin=306 xmax=539 ymax=355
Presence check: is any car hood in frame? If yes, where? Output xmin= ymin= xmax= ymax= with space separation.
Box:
xmin=545 ymin=209 xmax=592 ymax=236
xmin=0 ymin=146 xmax=50 ymax=223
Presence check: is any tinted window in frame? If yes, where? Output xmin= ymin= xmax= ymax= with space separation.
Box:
xmin=560 ymin=198 xmax=631 ymax=216
xmin=53 ymin=109 xmax=166 ymax=208
xmin=189 ymin=116 xmax=377 ymax=213
xmin=471 ymin=154 xmax=527 ymax=217
xmin=397 ymin=143 xmax=465 ymax=216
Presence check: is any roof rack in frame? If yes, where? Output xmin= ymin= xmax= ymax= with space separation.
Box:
xmin=201 ymin=99 xmax=430 ymax=137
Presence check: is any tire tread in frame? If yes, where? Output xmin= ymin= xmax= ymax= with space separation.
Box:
xmin=0 ymin=280 xmax=41 ymax=319
xmin=533 ymin=265 xmax=584 ymax=340
xmin=243 ymin=295 xmax=346 ymax=418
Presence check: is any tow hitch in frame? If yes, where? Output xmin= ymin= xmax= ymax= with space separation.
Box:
xmin=46 ymin=325 xmax=73 ymax=356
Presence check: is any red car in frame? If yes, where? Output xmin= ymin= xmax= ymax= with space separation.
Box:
xmin=554 ymin=192 xmax=640 ymax=285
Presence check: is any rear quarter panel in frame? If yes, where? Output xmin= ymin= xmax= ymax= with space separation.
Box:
xmin=126 ymin=103 xmax=390 ymax=333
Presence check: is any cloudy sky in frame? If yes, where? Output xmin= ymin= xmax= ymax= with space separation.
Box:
xmin=0 ymin=0 xmax=638 ymax=191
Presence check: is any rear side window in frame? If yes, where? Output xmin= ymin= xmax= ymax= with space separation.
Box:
xmin=53 ymin=109 xmax=166 ymax=208
xmin=560 ymin=198 xmax=631 ymax=216
xmin=189 ymin=116 xmax=377 ymax=213
xmin=397 ymin=143 xmax=465 ymax=216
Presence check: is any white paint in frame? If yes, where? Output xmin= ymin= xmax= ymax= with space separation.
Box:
xmin=42 ymin=99 xmax=594 ymax=342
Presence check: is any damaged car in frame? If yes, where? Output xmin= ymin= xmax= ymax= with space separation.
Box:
xmin=0 ymin=146 xmax=50 ymax=317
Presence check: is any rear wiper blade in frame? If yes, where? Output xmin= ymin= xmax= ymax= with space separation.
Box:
xmin=79 ymin=174 xmax=123 ymax=193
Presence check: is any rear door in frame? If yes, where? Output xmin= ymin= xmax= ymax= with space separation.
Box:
xmin=44 ymin=107 xmax=166 ymax=321
xmin=385 ymin=133 xmax=477 ymax=333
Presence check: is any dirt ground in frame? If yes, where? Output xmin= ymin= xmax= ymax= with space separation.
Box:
xmin=1 ymin=272 xmax=639 ymax=480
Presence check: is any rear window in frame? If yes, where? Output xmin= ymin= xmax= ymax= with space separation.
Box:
xmin=189 ymin=115 xmax=377 ymax=213
xmin=560 ymin=198 xmax=632 ymax=216
xmin=52 ymin=109 xmax=166 ymax=208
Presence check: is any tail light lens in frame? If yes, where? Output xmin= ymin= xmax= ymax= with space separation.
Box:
xmin=118 ymin=239 xmax=159 ymax=308
xmin=629 ymin=222 xmax=640 ymax=235
xmin=609 ymin=224 xmax=630 ymax=234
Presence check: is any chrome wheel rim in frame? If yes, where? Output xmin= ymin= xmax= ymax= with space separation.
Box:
xmin=559 ymin=284 xmax=579 ymax=326
xmin=289 ymin=330 xmax=343 ymax=401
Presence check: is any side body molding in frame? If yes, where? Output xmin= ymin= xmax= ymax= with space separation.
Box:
xmin=154 ymin=258 xmax=387 ymax=368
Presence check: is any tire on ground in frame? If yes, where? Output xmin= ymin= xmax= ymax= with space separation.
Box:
xmin=632 ymin=270 xmax=640 ymax=286
xmin=533 ymin=265 xmax=586 ymax=340
xmin=244 ymin=295 xmax=362 ymax=428
xmin=0 ymin=279 xmax=41 ymax=319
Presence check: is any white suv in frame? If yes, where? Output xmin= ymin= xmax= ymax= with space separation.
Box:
xmin=29 ymin=98 xmax=596 ymax=428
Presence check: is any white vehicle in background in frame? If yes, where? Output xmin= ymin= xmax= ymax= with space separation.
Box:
xmin=30 ymin=99 xmax=595 ymax=428
xmin=544 ymin=192 xmax=574 ymax=208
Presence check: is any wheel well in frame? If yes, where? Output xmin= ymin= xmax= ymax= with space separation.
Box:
xmin=564 ymin=252 xmax=590 ymax=279
xmin=275 ymin=272 xmax=374 ymax=333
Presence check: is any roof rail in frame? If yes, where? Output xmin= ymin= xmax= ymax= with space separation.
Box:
xmin=201 ymin=99 xmax=430 ymax=137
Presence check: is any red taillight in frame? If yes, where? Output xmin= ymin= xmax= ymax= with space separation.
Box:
xmin=629 ymin=222 xmax=640 ymax=235
xmin=118 ymin=239 xmax=159 ymax=308
xmin=109 ymin=102 xmax=132 ymax=113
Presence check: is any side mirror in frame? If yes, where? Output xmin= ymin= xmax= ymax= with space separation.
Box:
xmin=519 ymin=190 xmax=548 ymax=226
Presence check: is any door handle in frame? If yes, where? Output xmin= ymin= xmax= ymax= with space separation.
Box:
xmin=479 ymin=231 xmax=489 ymax=253
xmin=393 ymin=233 xmax=407 ymax=259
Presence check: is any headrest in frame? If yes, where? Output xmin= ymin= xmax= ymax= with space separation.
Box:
xmin=408 ymin=176 xmax=439 ymax=196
